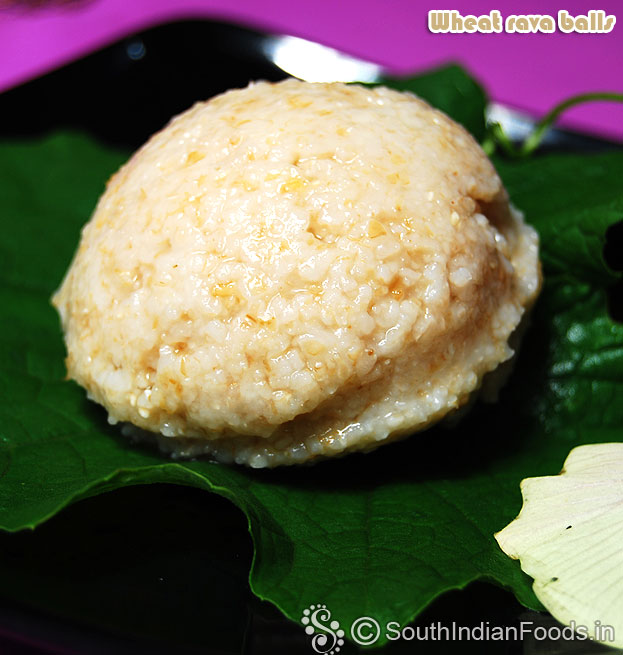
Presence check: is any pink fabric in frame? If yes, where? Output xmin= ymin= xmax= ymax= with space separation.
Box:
xmin=0 ymin=0 xmax=621 ymax=138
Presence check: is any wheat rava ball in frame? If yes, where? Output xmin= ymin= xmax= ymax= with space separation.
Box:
xmin=52 ymin=79 xmax=541 ymax=467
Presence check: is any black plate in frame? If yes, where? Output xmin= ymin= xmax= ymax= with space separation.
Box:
xmin=0 ymin=18 xmax=619 ymax=655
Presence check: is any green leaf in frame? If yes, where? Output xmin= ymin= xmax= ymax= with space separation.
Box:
xmin=494 ymin=152 xmax=623 ymax=284
xmin=0 ymin=82 xmax=622 ymax=646
xmin=378 ymin=64 xmax=488 ymax=141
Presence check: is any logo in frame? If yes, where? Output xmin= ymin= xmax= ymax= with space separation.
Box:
xmin=301 ymin=608 xmax=618 ymax=650
xmin=301 ymin=604 xmax=345 ymax=654
xmin=350 ymin=616 xmax=381 ymax=646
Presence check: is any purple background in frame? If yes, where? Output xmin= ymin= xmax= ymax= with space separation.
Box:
xmin=0 ymin=0 xmax=621 ymax=138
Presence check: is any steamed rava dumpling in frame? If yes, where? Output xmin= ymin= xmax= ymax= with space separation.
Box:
xmin=53 ymin=79 xmax=541 ymax=467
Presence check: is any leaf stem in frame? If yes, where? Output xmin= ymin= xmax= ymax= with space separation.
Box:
xmin=486 ymin=92 xmax=623 ymax=158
